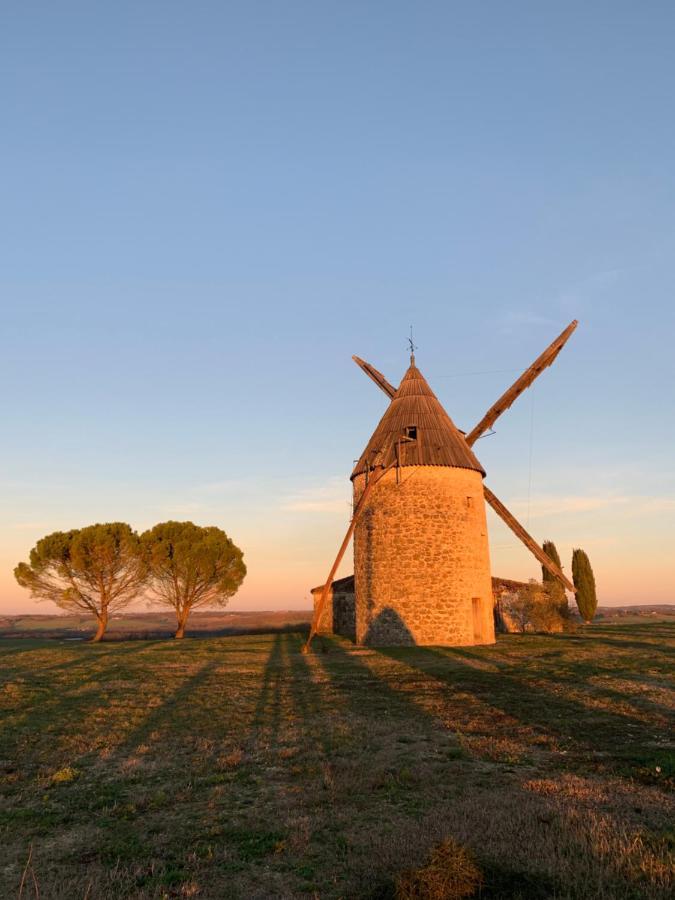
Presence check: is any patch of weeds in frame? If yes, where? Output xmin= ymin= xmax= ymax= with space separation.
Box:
xmin=196 ymin=772 xmax=229 ymax=787
xmin=363 ymin=879 xmax=396 ymax=900
xmin=444 ymin=746 xmax=466 ymax=761
xmin=395 ymin=837 xmax=482 ymax=899
xmin=100 ymin=828 xmax=145 ymax=865
xmin=371 ymin=767 xmax=422 ymax=797
xmin=613 ymin=748 xmax=675 ymax=788
xmin=642 ymin=825 xmax=675 ymax=855
xmin=87 ymin=782 xmax=128 ymax=812
xmin=148 ymin=788 xmax=169 ymax=808
xmin=49 ymin=765 xmax=79 ymax=785
xmin=135 ymin=859 xmax=189 ymax=891
xmin=479 ymin=861 xmax=556 ymax=899
xmin=295 ymin=863 xmax=316 ymax=879
xmin=0 ymin=805 xmax=67 ymax=835
xmin=222 ymin=827 xmax=284 ymax=862
xmin=111 ymin=801 xmax=138 ymax=821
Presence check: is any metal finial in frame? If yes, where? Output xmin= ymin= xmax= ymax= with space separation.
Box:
xmin=407 ymin=325 xmax=418 ymax=364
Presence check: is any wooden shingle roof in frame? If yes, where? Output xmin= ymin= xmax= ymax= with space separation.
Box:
xmin=351 ymin=359 xmax=485 ymax=479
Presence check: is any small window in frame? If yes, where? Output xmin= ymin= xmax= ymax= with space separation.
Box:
xmin=405 ymin=426 xmax=417 ymax=440
xmin=466 ymin=496 xmax=474 ymax=509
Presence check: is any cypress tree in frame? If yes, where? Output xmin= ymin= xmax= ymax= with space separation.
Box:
xmin=572 ymin=548 xmax=598 ymax=623
xmin=542 ymin=539 xmax=568 ymax=618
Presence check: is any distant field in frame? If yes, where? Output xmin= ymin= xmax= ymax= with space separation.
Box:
xmin=0 ymin=609 xmax=312 ymax=640
xmin=1 ymin=605 xmax=673 ymax=641
xmin=0 ymin=624 xmax=673 ymax=899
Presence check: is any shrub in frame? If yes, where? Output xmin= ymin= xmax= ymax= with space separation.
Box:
xmin=501 ymin=580 xmax=566 ymax=634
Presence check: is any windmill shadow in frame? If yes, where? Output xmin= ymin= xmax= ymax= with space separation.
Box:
xmin=363 ymin=606 xmax=416 ymax=646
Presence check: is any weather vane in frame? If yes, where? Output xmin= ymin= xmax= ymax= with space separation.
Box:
xmin=407 ymin=325 xmax=418 ymax=362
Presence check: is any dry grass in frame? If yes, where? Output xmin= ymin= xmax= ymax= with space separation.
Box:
xmin=0 ymin=623 xmax=673 ymax=898
xmin=395 ymin=838 xmax=482 ymax=899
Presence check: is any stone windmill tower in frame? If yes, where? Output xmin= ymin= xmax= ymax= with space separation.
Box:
xmin=305 ymin=322 xmax=578 ymax=651
xmin=351 ymin=354 xmax=493 ymax=646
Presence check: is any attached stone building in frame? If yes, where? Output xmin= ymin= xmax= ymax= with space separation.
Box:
xmin=313 ymin=575 xmax=531 ymax=640
xmin=310 ymin=575 xmax=356 ymax=641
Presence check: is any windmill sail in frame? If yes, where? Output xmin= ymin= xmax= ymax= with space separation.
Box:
xmin=465 ymin=320 xmax=578 ymax=446
xmin=352 ymin=356 xmax=396 ymax=398
xmin=483 ymin=486 xmax=575 ymax=592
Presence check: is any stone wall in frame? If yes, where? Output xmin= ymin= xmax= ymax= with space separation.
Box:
xmin=492 ymin=577 xmax=531 ymax=633
xmin=311 ymin=578 xmax=356 ymax=641
xmin=353 ymin=466 xmax=495 ymax=646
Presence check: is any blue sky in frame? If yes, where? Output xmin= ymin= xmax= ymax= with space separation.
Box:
xmin=2 ymin=2 xmax=674 ymax=611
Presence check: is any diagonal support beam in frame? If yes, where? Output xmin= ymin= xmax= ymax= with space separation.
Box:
xmin=303 ymin=462 xmax=395 ymax=653
xmin=484 ymin=485 xmax=576 ymax=592
xmin=466 ymin=320 xmax=578 ymax=446
xmin=352 ymin=356 xmax=396 ymax=399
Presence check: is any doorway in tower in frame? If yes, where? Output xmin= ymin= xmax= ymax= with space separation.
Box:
xmin=472 ymin=597 xmax=483 ymax=642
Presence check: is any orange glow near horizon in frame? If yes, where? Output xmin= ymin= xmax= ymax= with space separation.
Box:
xmin=2 ymin=497 xmax=673 ymax=616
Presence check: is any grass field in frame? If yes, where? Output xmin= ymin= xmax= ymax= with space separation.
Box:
xmin=1 ymin=624 xmax=673 ymax=899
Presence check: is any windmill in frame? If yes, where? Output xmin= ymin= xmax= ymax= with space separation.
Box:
xmin=304 ymin=320 xmax=578 ymax=652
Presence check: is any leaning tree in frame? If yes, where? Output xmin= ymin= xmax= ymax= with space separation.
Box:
xmin=572 ymin=548 xmax=598 ymax=624
xmin=14 ymin=523 xmax=147 ymax=641
xmin=141 ymin=521 xmax=246 ymax=638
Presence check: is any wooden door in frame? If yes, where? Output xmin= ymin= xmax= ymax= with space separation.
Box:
xmin=472 ymin=597 xmax=483 ymax=642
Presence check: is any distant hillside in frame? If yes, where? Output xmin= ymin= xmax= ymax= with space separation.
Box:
xmin=595 ymin=604 xmax=675 ymax=619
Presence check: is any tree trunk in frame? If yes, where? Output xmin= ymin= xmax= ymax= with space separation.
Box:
xmin=92 ymin=612 xmax=108 ymax=642
xmin=175 ymin=613 xmax=189 ymax=639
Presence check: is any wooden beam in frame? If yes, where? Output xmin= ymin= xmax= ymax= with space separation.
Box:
xmin=352 ymin=356 xmax=396 ymax=399
xmin=466 ymin=320 xmax=578 ymax=446
xmin=483 ymin=485 xmax=576 ymax=593
xmin=303 ymin=463 xmax=394 ymax=652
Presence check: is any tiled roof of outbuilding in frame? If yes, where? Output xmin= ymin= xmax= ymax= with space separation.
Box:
xmin=351 ymin=359 xmax=485 ymax=479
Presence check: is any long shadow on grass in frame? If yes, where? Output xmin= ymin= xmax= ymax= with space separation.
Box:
xmin=580 ymin=637 xmax=675 ymax=657
xmin=583 ymin=623 xmax=675 ymax=655
xmin=312 ymin=639 xmax=674 ymax=898
xmin=108 ymin=658 xmax=222 ymax=765
xmin=0 ymin=642 xmax=165 ymax=731
xmin=246 ymin=632 xmax=287 ymax=755
xmin=286 ymin=633 xmax=363 ymax=761
xmin=0 ymin=640 xmax=162 ymax=681
xmin=449 ymin=640 xmax=675 ymax=723
xmin=0 ymin=642 xmax=196 ymax=780
xmin=376 ymin=644 xmax=669 ymax=768
xmin=301 ymin=640 xmax=573 ymax=898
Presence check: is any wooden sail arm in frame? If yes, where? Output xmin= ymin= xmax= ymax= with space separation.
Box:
xmin=465 ymin=320 xmax=578 ymax=447
xmin=483 ymin=485 xmax=576 ymax=593
xmin=303 ymin=463 xmax=394 ymax=652
xmin=352 ymin=356 xmax=396 ymax=399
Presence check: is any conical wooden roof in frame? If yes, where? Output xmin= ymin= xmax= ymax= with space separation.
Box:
xmin=351 ymin=358 xmax=485 ymax=479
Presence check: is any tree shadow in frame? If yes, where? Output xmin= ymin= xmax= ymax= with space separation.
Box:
xmin=109 ymin=658 xmax=222 ymax=762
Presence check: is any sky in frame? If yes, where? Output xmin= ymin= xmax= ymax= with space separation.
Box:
xmin=1 ymin=2 xmax=674 ymax=614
